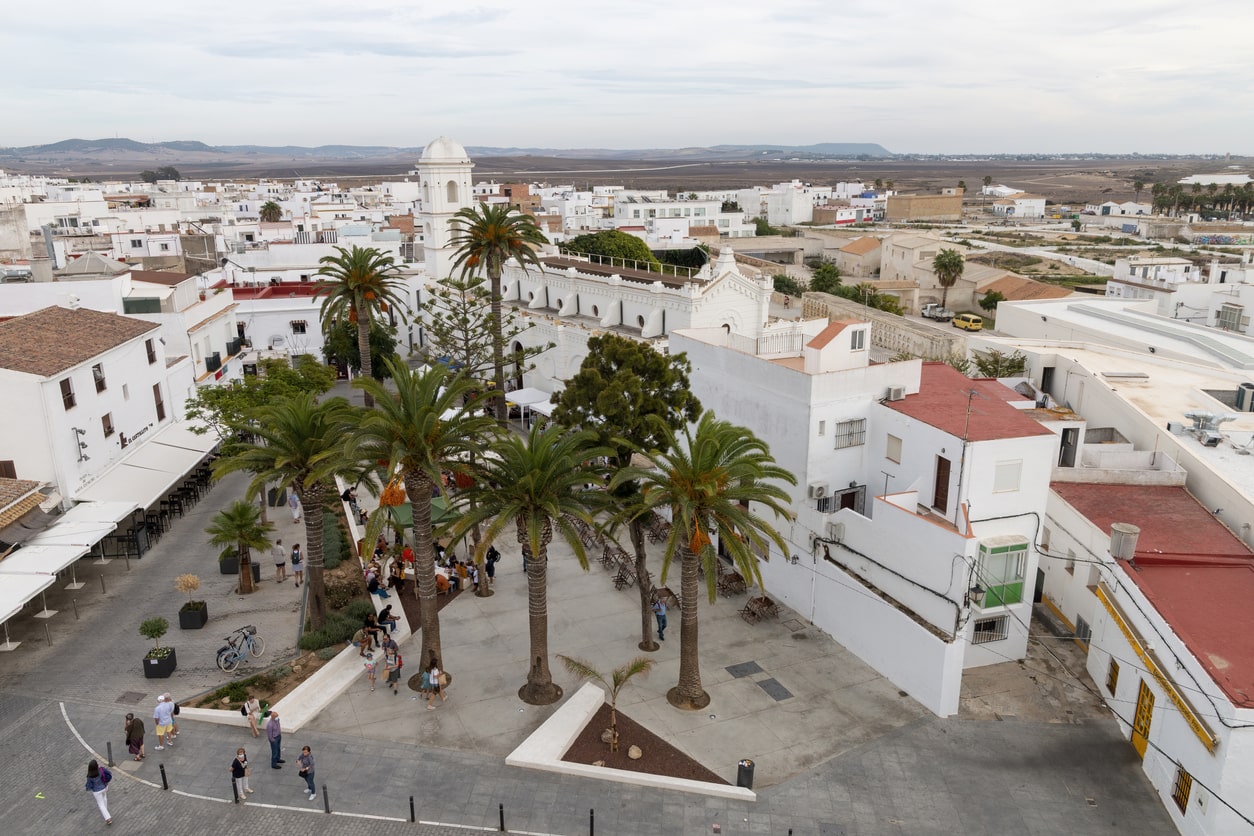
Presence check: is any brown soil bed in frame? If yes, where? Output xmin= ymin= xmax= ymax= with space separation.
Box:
xmin=562 ymin=703 xmax=729 ymax=785
xmin=395 ymin=583 xmax=462 ymax=635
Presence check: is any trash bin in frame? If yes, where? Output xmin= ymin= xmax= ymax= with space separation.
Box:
xmin=267 ymin=487 xmax=287 ymax=507
xmin=251 ymin=561 xmax=262 ymax=584
xmin=736 ymin=758 xmax=754 ymax=790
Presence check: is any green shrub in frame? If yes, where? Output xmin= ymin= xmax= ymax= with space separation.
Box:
xmin=317 ymin=646 xmax=341 ymax=661
xmin=326 ymin=579 xmax=361 ymax=610
xmin=320 ymin=511 xmax=346 ymax=569
xmin=346 ymin=599 xmax=376 ymax=622
xmin=299 ymin=609 xmax=362 ymax=650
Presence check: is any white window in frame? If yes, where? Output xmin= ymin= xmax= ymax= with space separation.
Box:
xmin=817 ymin=420 xmax=826 ymax=436
xmin=993 ymin=460 xmax=1022 ymax=493
xmin=850 ymin=329 xmax=865 ymax=350
xmin=159 ymin=243 xmax=170 ymax=252
xmin=834 ymin=418 xmax=866 ymax=449
xmin=886 ymin=434 xmax=902 ymax=464
xmin=130 ymin=238 xmax=142 ymax=248
xmin=291 ymin=320 xmax=308 ymax=334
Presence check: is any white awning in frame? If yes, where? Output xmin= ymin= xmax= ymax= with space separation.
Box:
xmin=531 ymin=399 xmax=556 ymax=418
xmin=0 ymin=573 xmax=56 ymax=624
xmin=0 ymin=543 xmax=90 ymax=576
xmin=71 ymin=423 xmax=211 ymax=510
xmin=506 ymin=387 xmax=551 ymax=407
xmin=149 ymin=422 xmax=218 ymax=454
xmin=57 ymin=501 xmax=138 ymax=526
xmin=125 ymin=440 xmax=205 ymax=474
xmin=26 ymin=521 xmax=117 ymax=547
xmin=73 ymin=465 xmax=185 ymax=511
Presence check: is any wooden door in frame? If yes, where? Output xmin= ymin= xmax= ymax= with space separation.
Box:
xmin=1131 ymin=680 xmax=1154 ymax=759
xmin=933 ymin=456 xmax=951 ymax=514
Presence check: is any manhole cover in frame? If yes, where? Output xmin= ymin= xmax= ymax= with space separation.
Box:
xmin=756 ymin=678 xmax=793 ymax=701
xmin=783 ymin=618 xmax=805 ymax=632
xmin=115 ymin=691 xmax=146 ymax=705
xmin=725 ymin=661 xmax=764 ymax=679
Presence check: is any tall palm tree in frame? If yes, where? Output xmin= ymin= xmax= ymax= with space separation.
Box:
xmin=619 ymin=412 xmax=795 ymax=710
xmin=449 ymin=203 xmax=549 ymax=422
xmin=204 ymin=500 xmax=275 ymax=595
xmin=352 ymin=358 xmax=497 ymax=666
xmin=453 ymin=424 xmax=607 ymax=704
xmin=314 ymin=245 xmax=407 ymax=407
xmin=213 ymin=394 xmax=363 ymax=630
xmin=932 ymin=248 xmax=965 ymax=309
xmin=1132 ymin=180 xmax=1145 ymax=204
xmin=259 ymin=201 xmax=282 ymax=223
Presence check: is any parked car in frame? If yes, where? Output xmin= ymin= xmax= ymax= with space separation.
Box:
xmin=953 ymin=313 xmax=983 ymax=331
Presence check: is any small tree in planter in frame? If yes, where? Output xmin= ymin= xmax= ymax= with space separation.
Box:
xmin=140 ymin=616 xmax=177 ymax=678
xmin=558 ymin=654 xmax=655 ymax=753
xmin=175 ymin=574 xmax=208 ymax=629
xmin=205 ymin=500 xmax=275 ymax=594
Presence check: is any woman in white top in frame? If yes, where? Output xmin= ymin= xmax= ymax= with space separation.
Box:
xmin=244 ymin=696 xmax=262 ymax=738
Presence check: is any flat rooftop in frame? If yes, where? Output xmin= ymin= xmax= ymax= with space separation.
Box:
xmin=1053 ymin=482 xmax=1254 ymax=707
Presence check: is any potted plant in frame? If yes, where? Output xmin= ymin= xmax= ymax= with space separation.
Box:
xmin=140 ymin=616 xmax=177 ymax=678
xmin=205 ymin=500 xmax=274 ymax=594
xmin=218 ymin=547 xmax=239 ymax=576
xmin=176 ymin=574 xmax=208 ymax=629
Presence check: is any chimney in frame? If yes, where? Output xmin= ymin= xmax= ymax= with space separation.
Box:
xmin=1110 ymin=523 xmax=1140 ymax=562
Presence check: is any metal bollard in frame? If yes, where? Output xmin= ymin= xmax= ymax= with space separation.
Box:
xmin=589 ymin=808 xmax=595 ymax=836
xmin=499 ymin=802 xmax=505 ymax=831
xmin=159 ymin=763 xmax=169 ymax=790
xmin=106 ymin=742 xmax=114 ymax=767
xmin=100 ymin=574 xmax=106 ymax=594
xmin=44 ymin=624 xmax=51 ymax=646
xmin=409 ymin=795 xmax=415 ymax=823
xmin=232 ymin=777 xmax=240 ymax=804
xmin=72 ymin=598 xmax=79 ymax=620
xmin=321 ymin=783 xmax=330 ymax=814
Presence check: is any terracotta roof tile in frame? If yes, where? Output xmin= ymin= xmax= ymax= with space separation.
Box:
xmin=0 ymin=306 xmax=159 ymax=377
xmin=0 ymin=478 xmax=41 ymax=511
xmin=839 ymin=236 xmax=881 ymax=255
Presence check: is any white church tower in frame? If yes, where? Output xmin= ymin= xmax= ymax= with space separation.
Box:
xmin=417 ymin=137 xmax=474 ymax=279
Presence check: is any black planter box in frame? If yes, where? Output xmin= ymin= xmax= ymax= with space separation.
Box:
xmin=143 ymin=648 xmax=177 ymax=679
xmin=219 ymin=555 xmax=239 ymax=575
xmin=179 ymin=604 xmax=208 ymax=630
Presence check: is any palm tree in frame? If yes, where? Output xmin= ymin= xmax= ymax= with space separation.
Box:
xmin=259 ymin=201 xmax=282 ymax=223
xmin=1132 ymin=180 xmax=1145 ymax=204
xmin=620 ymin=412 xmax=795 ymax=710
xmin=213 ymin=394 xmax=363 ymax=630
xmin=557 ymin=654 xmax=655 ymax=752
xmin=449 ymin=203 xmax=549 ymax=422
xmin=932 ymin=248 xmax=965 ymax=309
xmin=352 ymin=358 xmax=497 ymax=666
xmin=204 ymin=500 xmax=275 ymax=595
xmin=314 ymin=245 xmax=407 ymax=408
xmin=453 ymin=424 xmax=607 ymax=704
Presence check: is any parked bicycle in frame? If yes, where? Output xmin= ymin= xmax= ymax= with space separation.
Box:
xmin=216 ymin=624 xmax=265 ymax=673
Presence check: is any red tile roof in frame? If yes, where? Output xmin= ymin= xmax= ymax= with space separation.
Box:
xmin=808 ymin=320 xmax=855 ymax=349
xmin=885 ymin=363 xmax=1053 ymax=441
xmin=1052 ymin=482 xmax=1254 ymax=707
xmin=130 ymin=269 xmax=193 ymax=286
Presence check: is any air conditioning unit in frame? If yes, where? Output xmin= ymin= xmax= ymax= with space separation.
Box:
xmin=1237 ymin=382 xmax=1254 ymax=413
xmin=887 ymin=385 xmax=905 ymax=401
xmin=807 ymin=482 xmax=830 ymax=499
xmin=826 ymin=521 xmax=845 ymax=541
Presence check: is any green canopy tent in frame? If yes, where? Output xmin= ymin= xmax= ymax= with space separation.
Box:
xmin=384 ymin=495 xmax=458 ymax=530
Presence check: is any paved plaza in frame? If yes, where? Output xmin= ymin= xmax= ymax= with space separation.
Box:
xmin=0 ymin=454 xmax=1178 ymax=835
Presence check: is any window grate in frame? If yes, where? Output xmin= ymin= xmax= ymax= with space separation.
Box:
xmin=973 ymin=616 xmax=1009 ymax=644
xmin=834 ymin=418 xmax=866 ymax=449
xmin=1171 ymin=766 xmax=1193 ymax=813
xmin=1106 ymin=658 xmax=1120 ymax=695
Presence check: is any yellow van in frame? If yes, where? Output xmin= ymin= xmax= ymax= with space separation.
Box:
xmin=953 ymin=313 xmax=983 ymax=331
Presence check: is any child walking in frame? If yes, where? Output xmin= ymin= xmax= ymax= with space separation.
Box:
xmin=363 ymin=651 xmax=377 ymax=692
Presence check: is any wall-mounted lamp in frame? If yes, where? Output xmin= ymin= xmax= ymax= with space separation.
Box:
xmin=790 ymin=554 xmax=800 ymax=565
xmin=969 ymin=584 xmax=986 ymax=607
xmin=74 ymin=428 xmax=86 ymax=436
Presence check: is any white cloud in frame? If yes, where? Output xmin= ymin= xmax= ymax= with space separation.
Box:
xmin=3 ymin=0 xmax=1252 ymax=153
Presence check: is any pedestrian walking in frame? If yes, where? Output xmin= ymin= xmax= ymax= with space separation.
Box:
xmin=422 ymin=657 xmax=447 ymax=710
xmin=363 ymin=651 xmax=377 ymax=692
xmin=291 ymin=543 xmax=304 ymax=587
xmin=652 ymin=599 xmax=668 ymax=641
xmin=124 ymin=713 xmax=145 ymax=761
xmin=266 ymin=711 xmax=284 ymax=768
xmin=166 ymin=693 xmax=180 ymax=739
xmin=243 ymin=695 xmax=261 ymax=738
xmin=272 ymin=538 xmax=287 ymax=583
xmin=486 ymin=545 xmax=500 ymax=584
xmin=230 ymin=748 xmax=254 ymax=799
xmin=384 ymin=648 xmax=403 ymax=695
xmin=288 ymin=491 xmax=302 ymax=523
xmin=152 ymin=694 xmax=174 ymax=750
xmin=296 ymin=746 xmax=316 ymax=802
xmin=84 ymin=759 xmax=113 ymax=825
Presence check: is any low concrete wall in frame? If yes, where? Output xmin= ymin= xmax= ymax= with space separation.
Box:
xmin=506 ymin=683 xmax=757 ymax=802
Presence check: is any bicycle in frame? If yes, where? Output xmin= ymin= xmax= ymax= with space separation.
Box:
xmin=216 ymin=625 xmax=265 ymax=673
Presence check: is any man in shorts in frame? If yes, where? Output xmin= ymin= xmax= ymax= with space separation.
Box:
xmin=384 ymin=648 xmax=402 ymax=694
xmin=272 ymin=538 xmax=287 ymax=583
xmin=152 ymin=695 xmax=175 ymax=751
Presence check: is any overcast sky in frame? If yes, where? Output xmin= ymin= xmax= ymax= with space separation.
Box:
xmin=5 ymin=0 xmax=1251 ymax=154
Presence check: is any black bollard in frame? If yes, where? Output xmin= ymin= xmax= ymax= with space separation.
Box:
xmin=106 ymin=741 xmax=114 ymax=767
xmin=159 ymin=763 xmax=169 ymax=790
xmin=321 ymin=783 xmax=330 ymax=814
xmin=72 ymin=598 xmax=79 ymax=620
xmin=499 ymin=802 xmax=505 ymax=831
xmin=409 ymin=795 xmax=415 ymax=823
xmin=590 ymin=808 xmax=595 ymax=836
xmin=736 ymin=758 xmax=754 ymax=790
xmin=232 ymin=776 xmax=239 ymax=804
xmin=99 ymin=573 xmax=106 ymax=594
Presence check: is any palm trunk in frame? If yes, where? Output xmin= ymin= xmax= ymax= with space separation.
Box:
xmin=630 ymin=518 xmax=657 ymax=651
xmin=518 ymin=518 xmax=561 ymax=705
xmin=489 ymin=265 xmax=508 ymax=424
xmin=301 ymin=484 xmax=328 ymax=630
xmin=669 ymin=544 xmax=710 ymax=710
xmin=238 ymin=546 xmax=255 ymax=594
xmin=404 ymin=472 xmax=442 ymax=666
xmin=357 ymin=303 xmax=375 ymax=408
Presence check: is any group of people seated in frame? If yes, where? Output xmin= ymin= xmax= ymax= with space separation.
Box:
xmin=434 ymin=554 xmax=478 ymax=595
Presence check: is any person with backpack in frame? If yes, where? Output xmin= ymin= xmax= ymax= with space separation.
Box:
xmin=291 ymin=543 xmax=304 ymax=588
xmin=84 ymin=759 xmax=113 ymax=824
xmin=384 ymin=648 xmax=403 ymax=695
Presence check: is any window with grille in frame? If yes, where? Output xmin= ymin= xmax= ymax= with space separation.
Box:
xmin=291 ymin=320 xmax=308 ymax=334
xmin=973 ymin=616 xmax=1009 ymax=644
xmin=60 ymin=378 xmax=76 ymax=410
xmin=834 ymin=418 xmax=866 ymax=449
xmin=1075 ymin=616 xmax=1091 ymax=649
xmin=1171 ymin=766 xmax=1193 ymax=813
xmin=1106 ymin=658 xmax=1120 ymax=695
